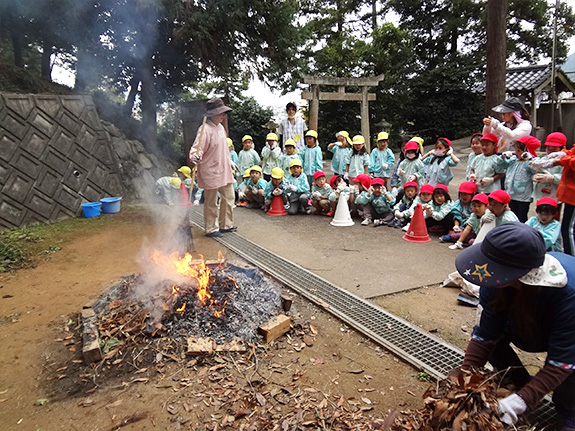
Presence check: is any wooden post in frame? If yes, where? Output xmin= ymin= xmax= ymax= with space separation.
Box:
xmin=310 ymin=84 xmax=320 ymax=131
xmin=361 ymin=86 xmax=370 ymax=151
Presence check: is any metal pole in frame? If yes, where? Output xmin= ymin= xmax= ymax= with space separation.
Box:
xmin=550 ymin=0 xmax=559 ymax=132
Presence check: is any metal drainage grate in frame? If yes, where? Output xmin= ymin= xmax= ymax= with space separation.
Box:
xmin=190 ymin=210 xmax=555 ymax=428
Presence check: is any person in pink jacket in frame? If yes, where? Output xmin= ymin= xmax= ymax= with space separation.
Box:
xmin=189 ymin=98 xmax=237 ymax=238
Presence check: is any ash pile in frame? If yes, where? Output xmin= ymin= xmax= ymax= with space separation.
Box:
xmin=82 ymin=253 xmax=285 ymax=364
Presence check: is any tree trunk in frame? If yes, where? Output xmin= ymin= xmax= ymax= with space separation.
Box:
xmin=139 ymin=56 xmax=158 ymax=154
xmin=485 ymin=0 xmax=508 ymax=116
xmin=11 ymin=25 xmax=24 ymax=67
xmin=41 ymin=39 xmax=52 ymax=80
xmin=124 ymin=75 xmax=140 ymax=116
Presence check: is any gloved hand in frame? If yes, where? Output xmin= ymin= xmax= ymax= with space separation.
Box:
xmin=480 ymin=177 xmax=494 ymax=186
xmin=335 ymin=141 xmax=343 ymax=147
xmin=533 ymin=172 xmax=554 ymax=183
xmin=519 ymin=152 xmax=533 ymax=161
xmin=391 ymin=186 xmax=398 ymax=197
xmin=272 ymin=188 xmax=282 ymax=196
xmin=337 ymin=183 xmax=346 ymax=191
xmin=238 ymin=191 xmax=245 ymax=200
xmin=469 ymin=173 xmax=477 ymax=182
xmin=482 ymin=212 xmax=496 ymax=224
xmin=394 ymin=210 xmax=404 ymax=219
xmin=250 ymin=186 xmax=258 ymax=194
xmin=272 ymin=141 xmax=278 ymax=148
xmin=289 ymin=184 xmax=298 ymax=192
xmin=497 ymin=394 xmax=527 ymax=425
xmin=381 ymin=163 xmax=389 ymax=171
xmin=501 ymin=151 xmax=514 ymax=159
xmin=446 ymin=147 xmax=453 ymax=156
xmin=191 ymin=153 xmax=202 ymax=164
xmin=408 ymin=175 xmax=416 ymax=182
xmin=352 ymin=185 xmax=360 ymax=195
xmin=452 ymin=225 xmax=462 ymax=233
xmin=230 ymin=161 xmax=239 ymax=172
xmin=548 ymin=151 xmax=567 ymax=160
xmin=539 ymin=159 xmax=556 ymax=169
xmin=381 ymin=185 xmax=388 ymax=193
xmin=398 ymin=169 xmax=405 ymax=176
xmin=343 ymin=172 xmax=349 ymax=180
xmin=193 ymin=200 xmax=200 ymax=206
xmin=367 ymin=186 xmax=374 ymax=196
xmin=449 ymin=241 xmax=463 ymax=250
xmin=312 ymin=191 xmax=321 ymax=199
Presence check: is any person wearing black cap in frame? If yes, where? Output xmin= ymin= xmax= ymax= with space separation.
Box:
xmin=454 ymin=222 xmax=575 ymax=430
xmin=482 ymin=97 xmax=533 ymax=153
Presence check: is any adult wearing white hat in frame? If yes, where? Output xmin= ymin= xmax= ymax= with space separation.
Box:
xmin=189 ymin=98 xmax=237 ymax=237
xmin=454 ymin=223 xmax=575 ymax=430
xmin=482 ymin=97 xmax=533 ymax=153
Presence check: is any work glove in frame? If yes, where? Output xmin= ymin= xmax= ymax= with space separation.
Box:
xmin=548 ymin=151 xmax=567 ymax=160
xmin=381 ymin=185 xmax=388 ymax=193
xmin=501 ymin=151 xmax=514 ymax=159
xmin=343 ymin=172 xmax=349 ymax=180
xmin=449 ymin=241 xmax=463 ymax=250
xmin=191 ymin=153 xmax=202 ymax=164
xmin=238 ymin=191 xmax=245 ymax=200
xmin=533 ymin=172 xmax=554 ymax=183
xmin=312 ymin=191 xmax=321 ymax=199
xmin=381 ymin=163 xmax=389 ymax=171
xmin=352 ymin=185 xmax=360 ymax=195
xmin=394 ymin=210 xmax=404 ymax=219
xmin=367 ymin=186 xmax=374 ymax=196
xmin=480 ymin=177 xmax=494 ymax=186
xmin=272 ymin=188 xmax=282 ymax=196
xmin=469 ymin=173 xmax=477 ymax=183
xmin=289 ymin=184 xmax=298 ymax=192
xmin=391 ymin=186 xmax=398 ymax=197
xmin=446 ymin=147 xmax=453 ymax=156
xmin=519 ymin=152 xmax=533 ymax=161
xmin=398 ymin=168 xmax=405 ymax=176
xmin=337 ymin=183 xmax=346 ymax=191
xmin=452 ymin=225 xmax=463 ymax=233
xmin=482 ymin=212 xmax=496 ymax=224
xmin=230 ymin=161 xmax=239 ymax=172
xmin=497 ymin=394 xmax=527 ymax=425
xmin=193 ymin=200 xmax=200 ymax=206
xmin=408 ymin=175 xmax=417 ymax=182
xmin=335 ymin=141 xmax=343 ymax=147
xmin=538 ymin=159 xmax=555 ymax=169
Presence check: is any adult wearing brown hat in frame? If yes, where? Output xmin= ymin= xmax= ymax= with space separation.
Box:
xmin=189 ymin=98 xmax=237 ymax=238
xmin=482 ymin=97 xmax=533 ymax=153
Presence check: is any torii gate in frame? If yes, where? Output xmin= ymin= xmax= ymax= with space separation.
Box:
xmin=301 ymin=75 xmax=384 ymax=151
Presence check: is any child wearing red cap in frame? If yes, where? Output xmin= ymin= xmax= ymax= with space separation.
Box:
xmin=525 ymin=197 xmax=562 ymax=252
xmin=448 ymin=193 xmax=489 ymax=249
xmin=399 ymin=184 xmax=435 ymax=231
xmin=423 ymin=185 xmax=453 ymax=234
xmin=499 ymin=135 xmax=540 ymax=222
xmin=440 ymin=182 xmax=477 ymax=242
xmin=351 ymin=174 xmax=373 ymax=224
xmin=530 ymin=132 xmax=565 ymax=206
xmin=397 ymin=140 xmax=426 ymax=187
xmin=421 ymin=137 xmax=459 ymax=187
xmin=328 ymin=175 xmax=350 ymax=213
xmin=388 ymin=181 xmax=418 ymax=228
xmin=481 ymin=190 xmax=519 ymax=226
xmin=363 ymin=178 xmax=396 ymax=226
xmin=311 ymin=171 xmax=333 ymax=216
xmin=469 ymin=133 xmax=506 ymax=194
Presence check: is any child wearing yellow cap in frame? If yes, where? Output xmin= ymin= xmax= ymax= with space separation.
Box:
xmin=261 ymin=133 xmax=282 ymax=181
xmin=244 ymin=165 xmax=268 ymax=209
xmin=263 ymin=167 xmax=289 ymax=212
xmin=327 ymin=131 xmax=352 ymax=177
xmin=237 ymin=135 xmax=261 ymax=177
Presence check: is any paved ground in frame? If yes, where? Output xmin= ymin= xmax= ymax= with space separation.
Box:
xmin=202 ymin=138 xmax=476 ymax=299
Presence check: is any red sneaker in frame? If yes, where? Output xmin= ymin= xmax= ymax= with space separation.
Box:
xmin=326 ymin=211 xmax=334 ymax=217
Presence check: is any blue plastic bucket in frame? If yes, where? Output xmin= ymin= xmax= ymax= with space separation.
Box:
xmin=100 ymin=197 xmax=122 ymax=214
xmin=81 ymin=202 xmax=102 ymax=218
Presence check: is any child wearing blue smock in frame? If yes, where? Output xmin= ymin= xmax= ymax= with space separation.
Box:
xmin=423 ymin=185 xmax=453 ymax=234
xmin=444 ymin=181 xmax=477 ymax=237
xmin=525 ymin=197 xmax=562 ymax=252
xmin=263 ymin=167 xmax=289 ymax=213
xmin=285 ymin=159 xmax=310 ymax=215
xmin=244 ymin=165 xmax=268 ymax=209
xmin=388 ymin=181 xmax=418 ymax=228
xmin=364 ymin=178 xmax=396 ymax=226
xmin=345 ymin=135 xmax=370 ymax=181
xmin=300 ymin=130 xmax=323 ymax=187
xmin=261 ymin=133 xmax=282 ymax=181
xmin=327 ymin=131 xmax=352 ymax=176
xmin=328 ymin=175 xmax=350 ymax=214
xmin=530 ymin=132 xmax=565 ymax=204
xmin=279 ymin=139 xmax=301 ymax=174
xmin=469 ymin=133 xmax=506 ymax=194
xmin=466 ymin=133 xmax=483 ymax=181
xmin=500 ymin=135 xmax=540 ymax=222
xmin=421 ymin=137 xmax=459 ymax=186
xmin=398 ymin=184 xmax=435 ymax=230
xmin=397 ymin=140 xmax=426 ymax=186
xmin=237 ymin=135 xmax=261 ymax=175
xmin=368 ymin=132 xmax=395 ymax=188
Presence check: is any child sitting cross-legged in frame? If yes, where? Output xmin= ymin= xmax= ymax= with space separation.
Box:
xmin=525 ymin=197 xmax=562 ymax=252
xmin=397 ymin=184 xmax=434 ymax=230
xmin=285 ymin=159 xmax=311 ymax=215
xmin=364 ymin=178 xmax=396 ymax=227
xmin=448 ymin=193 xmax=489 ymax=249
xmin=421 ymin=184 xmax=453 ymax=234
xmin=311 ymin=171 xmax=333 ymax=216
xmin=244 ymin=165 xmax=268 ymax=209
xmin=263 ymin=167 xmax=289 ymax=213
xmin=440 ymin=181 xmax=477 ymax=242
xmin=388 ymin=181 xmax=418 ymax=228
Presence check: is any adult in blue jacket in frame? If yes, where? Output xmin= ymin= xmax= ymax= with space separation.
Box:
xmin=455 ymin=222 xmax=575 ymax=431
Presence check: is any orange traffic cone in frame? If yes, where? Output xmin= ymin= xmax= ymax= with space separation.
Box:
xmin=330 ymin=193 xmax=354 ymax=227
xmin=178 ymin=182 xmax=189 ymax=208
xmin=402 ymin=203 xmax=431 ymax=243
xmin=268 ymin=195 xmax=287 ymax=216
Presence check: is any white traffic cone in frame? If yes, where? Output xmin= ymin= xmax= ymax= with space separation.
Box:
xmin=474 ymin=217 xmax=496 ymax=244
xmin=330 ymin=193 xmax=354 ymax=227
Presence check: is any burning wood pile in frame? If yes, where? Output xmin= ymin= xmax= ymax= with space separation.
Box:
xmin=82 ymin=251 xmax=286 ymax=364
xmin=389 ymin=368 xmax=533 ymax=431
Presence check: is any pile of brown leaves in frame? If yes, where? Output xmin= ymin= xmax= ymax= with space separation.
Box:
xmin=391 ymin=368 xmax=531 ymax=431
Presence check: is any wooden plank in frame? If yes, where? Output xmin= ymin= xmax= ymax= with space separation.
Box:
xmin=301 ymin=91 xmax=376 ymax=102
xmin=258 ymin=315 xmax=291 ymax=343
xmin=214 ymin=338 xmax=246 ymax=353
xmin=82 ymin=308 xmax=102 ymax=363
xmin=187 ymin=337 xmax=214 ymax=355
xmin=302 ymin=74 xmax=384 ymax=86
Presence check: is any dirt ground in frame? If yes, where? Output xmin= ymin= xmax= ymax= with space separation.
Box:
xmin=0 ymin=206 xmax=486 ymax=430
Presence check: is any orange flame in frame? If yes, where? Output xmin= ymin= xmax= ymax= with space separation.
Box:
xmin=176 ymin=302 xmax=186 ymax=313
xmin=214 ymin=308 xmax=225 ymax=318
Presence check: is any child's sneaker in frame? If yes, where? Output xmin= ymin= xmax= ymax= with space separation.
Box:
xmin=402 ymin=223 xmax=410 ymax=232
xmin=284 ymin=203 xmax=290 ymax=210
xmin=361 ymin=218 xmax=372 ymax=226
xmin=326 ymin=210 xmax=334 ymax=217
xmin=373 ymin=219 xmax=382 ymax=226
xmin=439 ymin=234 xmax=452 ymax=243
xmin=305 ymin=207 xmax=312 ymax=215
xmin=448 ymin=241 xmax=463 ymax=250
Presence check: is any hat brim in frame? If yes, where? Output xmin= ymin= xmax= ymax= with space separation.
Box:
xmin=206 ymin=106 xmax=232 ymax=117
xmin=455 ymin=243 xmax=533 ymax=288
xmin=492 ymin=104 xmax=515 ymax=114
xmin=518 ymin=254 xmax=567 ymax=287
